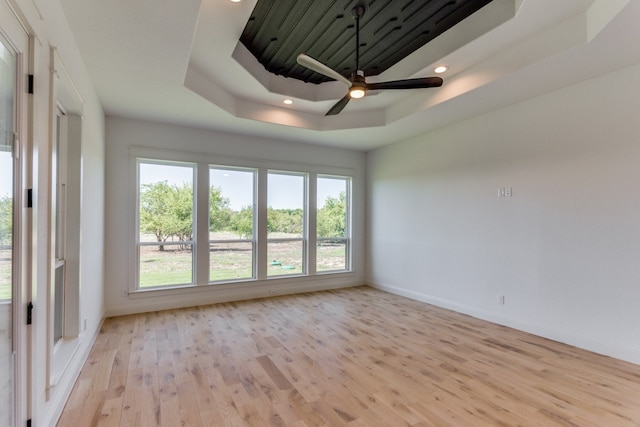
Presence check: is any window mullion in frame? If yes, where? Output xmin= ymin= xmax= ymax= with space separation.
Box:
xmin=308 ymin=172 xmax=317 ymax=275
xmin=256 ymin=168 xmax=268 ymax=280
xmin=195 ymin=163 xmax=209 ymax=285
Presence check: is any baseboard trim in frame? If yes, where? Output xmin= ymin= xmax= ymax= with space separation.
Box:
xmin=369 ymin=281 xmax=640 ymax=366
xmin=106 ymin=278 xmax=364 ymax=317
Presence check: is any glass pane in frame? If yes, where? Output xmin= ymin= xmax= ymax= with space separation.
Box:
xmin=0 ymin=157 xmax=11 ymax=303
xmin=54 ymin=113 xmax=63 ymax=260
xmin=209 ymin=167 xmax=255 ymax=282
xmin=210 ymin=241 xmax=253 ymax=281
xmin=53 ymin=111 xmax=65 ymax=346
xmin=139 ymin=244 xmax=193 ymax=287
xmin=209 ymin=168 xmax=254 ymax=238
xmin=54 ymin=264 xmax=65 ymax=342
xmin=317 ymin=176 xmax=347 ymax=238
xmin=267 ymin=172 xmax=304 ymax=239
xmin=317 ymin=240 xmax=347 ymax=272
xmin=138 ymin=162 xmax=194 ymax=288
xmin=0 ymin=36 xmax=15 ymax=427
xmin=267 ymin=240 xmax=303 ymax=276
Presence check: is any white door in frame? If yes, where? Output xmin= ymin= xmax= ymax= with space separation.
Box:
xmin=0 ymin=1 xmax=30 ymax=426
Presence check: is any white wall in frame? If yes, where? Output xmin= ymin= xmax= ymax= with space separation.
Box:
xmin=367 ymin=62 xmax=640 ymax=364
xmin=8 ymin=0 xmax=105 ymax=425
xmin=104 ymin=116 xmax=366 ymax=316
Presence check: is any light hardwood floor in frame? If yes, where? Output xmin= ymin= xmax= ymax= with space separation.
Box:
xmin=58 ymin=286 xmax=640 ymax=426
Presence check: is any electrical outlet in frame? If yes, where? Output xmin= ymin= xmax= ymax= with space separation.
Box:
xmin=497 ymin=295 xmax=505 ymax=305
xmin=269 ymin=289 xmax=277 ymax=295
xmin=498 ymin=187 xmax=513 ymax=198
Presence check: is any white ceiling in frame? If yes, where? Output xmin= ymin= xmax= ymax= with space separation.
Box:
xmin=59 ymin=0 xmax=640 ymax=151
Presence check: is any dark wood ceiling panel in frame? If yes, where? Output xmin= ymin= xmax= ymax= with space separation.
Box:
xmin=240 ymin=0 xmax=493 ymax=84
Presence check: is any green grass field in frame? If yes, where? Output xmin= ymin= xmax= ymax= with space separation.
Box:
xmin=0 ymin=249 xmax=11 ymax=300
xmin=139 ymin=239 xmax=346 ymax=288
xmin=0 ymin=240 xmax=349 ymax=295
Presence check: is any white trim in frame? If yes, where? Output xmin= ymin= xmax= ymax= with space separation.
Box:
xmin=110 ymin=276 xmax=363 ymax=317
xmin=42 ymin=318 xmax=104 ymax=427
xmin=129 ymin=145 xmax=355 ymax=177
xmin=0 ymin=6 xmax=30 ymax=424
xmin=369 ymin=280 xmax=640 ymax=366
xmin=130 ymin=149 xmax=356 ymax=294
xmin=47 ymin=48 xmax=84 ymax=401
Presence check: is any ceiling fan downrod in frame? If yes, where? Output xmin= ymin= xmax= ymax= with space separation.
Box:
xmin=352 ymin=5 xmax=365 ymax=73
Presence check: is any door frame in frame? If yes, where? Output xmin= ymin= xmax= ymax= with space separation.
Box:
xmin=0 ymin=0 xmax=32 ymax=425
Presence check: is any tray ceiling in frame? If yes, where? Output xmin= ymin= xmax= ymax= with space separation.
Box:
xmin=240 ymin=0 xmax=493 ymax=84
xmin=58 ymin=0 xmax=640 ymax=150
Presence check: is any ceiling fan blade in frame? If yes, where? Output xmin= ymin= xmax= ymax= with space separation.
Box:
xmin=326 ymin=94 xmax=351 ymax=116
xmin=366 ymin=77 xmax=443 ymax=91
xmin=296 ymin=54 xmax=351 ymax=86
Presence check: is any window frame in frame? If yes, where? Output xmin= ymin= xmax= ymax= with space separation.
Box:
xmin=316 ymin=174 xmax=352 ymax=273
xmin=266 ymin=170 xmax=308 ymax=278
xmin=47 ymin=49 xmax=85 ymax=399
xmin=135 ymin=159 xmax=197 ymax=290
xmin=128 ymin=146 xmax=355 ymax=295
xmin=208 ymin=165 xmax=257 ymax=283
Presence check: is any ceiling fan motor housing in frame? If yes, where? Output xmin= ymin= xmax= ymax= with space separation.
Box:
xmin=349 ymin=71 xmax=367 ymax=98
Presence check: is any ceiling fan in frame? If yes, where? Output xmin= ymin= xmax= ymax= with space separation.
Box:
xmin=296 ymin=4 xmax=444 ymax=116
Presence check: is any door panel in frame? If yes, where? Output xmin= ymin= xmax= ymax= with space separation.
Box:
xmin=1 ymin=1 xmax=30 ymax=425
xmin=0 ymin=30 xmax=17 ymax=427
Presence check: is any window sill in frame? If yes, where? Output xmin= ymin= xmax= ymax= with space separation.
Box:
xmin=127 ymin=271 xmax=356 ymax=299
xmin=49 ymin=335 xmax=81 ymax=391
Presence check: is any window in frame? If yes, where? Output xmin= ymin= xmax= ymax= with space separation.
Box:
xmin=137 ymin=161 xmax=195 ymax=288
xmin=132 ymin=150 xmax=353 ymax=291
xmin=267 ymin=172 xmax=306 ymax=276
xmin=317 ymin=176 xmax=350 ymax=272
xmin=0 ymin=37 xmax=14 ymax=305
xmin=48 ymin=49 xmax=85 ymax=394
xmin=53 ymin=108 xmax=67 ymax=344
xmin=209 ymin=167 xmax=256 ymax=282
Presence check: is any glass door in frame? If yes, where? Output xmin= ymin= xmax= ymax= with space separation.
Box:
xmin=0 ymin=4 xmax=29 ymax=423
xmin=0 ymin=33 xmax=17 ymax=427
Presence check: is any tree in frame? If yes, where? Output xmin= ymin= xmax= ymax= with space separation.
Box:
xmin=209 ymin=186 xmax=232 ymax=232
xmin=139 ymin=181 xmax=193 ymax=250
xmin=230 ymin=206 xmax=253 ymax=239
xmin=317 ymin=191 xmax=346 ymax=238
xmin=267 ymin=207 xmax=303 ymax=235
xmin=0 ymin=196 xmax=11 ymax=247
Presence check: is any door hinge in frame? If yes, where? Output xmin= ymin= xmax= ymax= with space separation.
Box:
xmin=27 ymin=302 xmax=33 ymax=325
xmin=27 ymin=189 xmax=32 ymax=208
xmin=28 ymin=74 xmax=34 ymax=94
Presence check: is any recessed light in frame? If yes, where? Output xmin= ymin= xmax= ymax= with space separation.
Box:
xmin=283 ymin=99 xmax=293 ymax=105
xmin=229 ymin=0 xmax=241 ymax=3
xmin=434 ymin=65 xmax=448 ymax=74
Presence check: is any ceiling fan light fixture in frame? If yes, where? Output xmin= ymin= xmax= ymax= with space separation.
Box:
xmin=349 ymin=70 xmax=366 ymax=99
xmin=349 ymin=86 xmax=366 ymax=99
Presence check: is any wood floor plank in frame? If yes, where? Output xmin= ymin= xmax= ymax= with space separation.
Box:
xmin=58 ymin=286 xmax=640 ymax=426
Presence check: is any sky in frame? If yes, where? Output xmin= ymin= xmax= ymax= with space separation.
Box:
xmin=1 ymin=160 xmax=346 ymax=207
xmin=140 ymin=162 xmax=347 ymax=211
